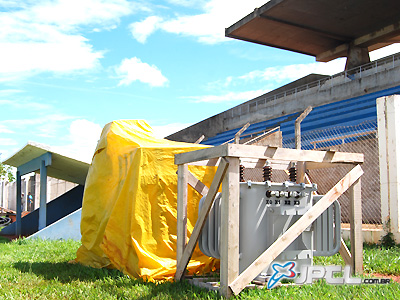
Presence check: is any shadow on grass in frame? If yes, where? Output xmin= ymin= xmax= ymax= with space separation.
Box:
xmin=0 ymin=236 xmax=10 ymax=244
xmin=97 ymin=278 xmax=223 ymax=300
xmin=13 ymin=261 xmax=127 ymax=283
xmin=13 ymin=261 xmax=222 ymax=299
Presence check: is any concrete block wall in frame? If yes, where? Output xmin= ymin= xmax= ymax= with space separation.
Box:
xmin=0 ymin=175 xmax=77 ymax=212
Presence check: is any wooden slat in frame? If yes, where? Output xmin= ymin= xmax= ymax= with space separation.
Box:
xmin=243 ymin=126 xmax=280 ymax=145
xmin=186 ymin=158 xmax=220 ymax=166
xmin=175 ymin=144 xmax=364 ymax=165
xmin=176 ymin=164 xmax=188 ymax=270
xmin=296 ymin=162 xmax=306 ymax=183
xmin=295 ymin=106 xmax=312 ymax=149
xmin=229 ymin=165 xmax=363 ymax=295
xmin=240 ymin=158 xmax=291 ymax=170
xmin=350 ymin=178 xmax=363 ymax=274
xmin=195 ymin=135 xmax=205 ymax=144
xmin=226 ymin=144 xmax=364 ymax=164
xmin=189 ymin=278 xmax=219 ymax=291
xmin=175 ymin=144 xmax=228 ymax=165
xmin=220 ymin=157 xmax=240 ymax=298
xmin=339 ymin=238 xmax=352 ymax=266
xmin=187 ymin=171 xmax=209 ymax=197
xmin=234 ymin=122 xmax=250 ymax=144
xmin=175 ymin=158 xmax=229 ymax=281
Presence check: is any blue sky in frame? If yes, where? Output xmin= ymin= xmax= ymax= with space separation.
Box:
xmin=1 ymin=0 xmax=399 ymax=163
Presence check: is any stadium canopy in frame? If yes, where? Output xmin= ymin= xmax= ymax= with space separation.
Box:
xmin=226 ymin=0 xmax=400 ymax=67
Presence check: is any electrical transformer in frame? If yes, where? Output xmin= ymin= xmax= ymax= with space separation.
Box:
xmin=198 ymin=167 xmax=341 ymax=280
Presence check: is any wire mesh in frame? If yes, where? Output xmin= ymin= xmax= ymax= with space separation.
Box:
xmin=242 ymin=120 xmax=380 ymax=225
xmin=283 ymin=120 xmax=380 ymax=225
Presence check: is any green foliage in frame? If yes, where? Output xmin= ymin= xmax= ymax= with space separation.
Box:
xmin=0 ymin=239 xmax=399 ymax=299
xmin=381 ymin=219 xmax=397 ymax=248
xmin=0 ymin=161 xmax=15 ymax=182
xmin=315 ymin=243 xmax=400 ymax=275
xmin=381 ymin=232 xmax=397 ymax=248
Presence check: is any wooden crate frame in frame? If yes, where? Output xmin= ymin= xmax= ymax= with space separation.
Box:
xmin=174 ymin=143 xmax=364 ymax=298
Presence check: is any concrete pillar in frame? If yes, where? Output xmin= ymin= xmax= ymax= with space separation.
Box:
xmin=38 ymin=160 xmax=47 ymax=230
xmin=377 ymin=95 xmax=400 ymax=233
xmin=345 ymin=44 xmax=370 ymax=70
xmin=0 ymin=181 xmax=3 ymax=208
xmin=16 ymin=171 xmax=21 ymax=236
xmin=35 ymin=174 xmax=40 ymax=210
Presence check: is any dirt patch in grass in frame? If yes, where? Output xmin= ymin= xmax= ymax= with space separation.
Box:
xmin=369 ymin=273 xmax=400 ymax=283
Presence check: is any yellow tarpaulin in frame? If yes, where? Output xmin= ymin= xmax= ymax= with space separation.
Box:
xmin=75 ymin=120 xmax=218 ymax=280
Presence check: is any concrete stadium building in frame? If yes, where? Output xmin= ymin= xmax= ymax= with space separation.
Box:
xmin=168 ymin=0 xmax=400 ymax=242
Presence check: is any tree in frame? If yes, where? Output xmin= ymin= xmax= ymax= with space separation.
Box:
xmin=0 ymin=160 xmax=15 ymax=182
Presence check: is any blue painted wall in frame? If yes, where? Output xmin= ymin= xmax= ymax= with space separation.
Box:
xmin=0 ymin=185 xmax=84 ymax=236
xmin=203 ymin=85 xmax=400 ymax=146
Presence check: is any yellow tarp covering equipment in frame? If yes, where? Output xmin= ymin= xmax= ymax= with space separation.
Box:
xmin=75 ymin=120 xmax=218 ymax=280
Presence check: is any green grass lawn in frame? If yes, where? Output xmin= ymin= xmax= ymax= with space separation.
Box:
xmin=0 ymin=237 xmax=399 ymax=299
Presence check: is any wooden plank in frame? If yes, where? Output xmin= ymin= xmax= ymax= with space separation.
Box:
xmin=244 ymin=126 xmax=280 ymax=145
xmin=349 ymin=178 xmax=363 ymax=274
xmin=234 ymin=122 xmax=250 ymax=144
xmin=176 ymin=164 xmax=188 ymax=272
xmin=187 ymin=171 xmax=209 ymax=197
xmin=229 ymin=165 xmax=363 ymax=295
xmin=175 ymin=144 xmax=228 ymax=165
xmin=295 ymin=106 xmax=312 ymax=149
xmin=226 ymin=144 xmax=364 ymax=164
xmin=220 ymin=157 xmax=240 ymax=298
xmin=187 ymin=158 xmax=220 ymax=166
xmin=189 ymin=279 xmax=219 ymax=291
xmin=307 ymin=162 xmax=348 ymax=169
xmin=175 ymin=144 xmax=364 ymax=165
xmin=240 ymin=158 xmax=292 ymax=170
xmin=339 ymin=238 xmax=352 ymax=266
xmin=195 ymin=135 xmax=205 ymax=144
xmin=240 ymin=158 xmax=267 ymax=169
xmin=296 ymin=162 xmax=306 ymax=183
xmin=175 ymin=159 xmax=229 ymax=281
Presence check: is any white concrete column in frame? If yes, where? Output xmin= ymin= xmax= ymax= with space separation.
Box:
xmin=0 ymin=181 xmax=3 ymax=207
xmin=38 ymin=160 xmax=47 ymax=230
xmin=377 ymin=95 xmax=400 ymax=233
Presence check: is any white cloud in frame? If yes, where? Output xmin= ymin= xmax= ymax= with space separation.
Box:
xmin=0 ymin=124 xmax=14 ymax=134
xmin=239 ymin=60 xmax=346 ymax=84
xmin=0 ymin=39 xmax=103 ymax=76
xmin=370 ymin=44 xmax=400 ymax=61
xmin=0 ymin=89 xmax=23 ymax=96
xmin=151 ymin=122 xmax=193 ymax=138
xmin=0 ymin=97 xmax=53 ymax=111
xmin=0 ymin=113 xmax=75 ymax=140
xmin=219 ymin=43 xmax=400 ymax=89
xmin=116 ymin=57 xmax=169 ymax=87
xmin=129 ymin=0 xmax=267 ymax=44
xmin=130 ymin=16 xmax=163 ymax=43
xmin=30 ymin=0 xmax=133 ymax=30
xmin=52 ymin=119 xmax=103 ymax=163
xmin=165 ymin=0 xmax=205 ymax=7
xmin=0 ymin=137 xmax=17 ymax=146
xmin=0 ymin=0 xmax=137 ymax=80
xmin=189 ymin=89 xmax=268 ymax=103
